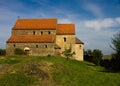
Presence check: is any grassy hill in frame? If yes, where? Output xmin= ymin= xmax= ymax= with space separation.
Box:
xmin=0 ymin=56 xmax=120 ymax=86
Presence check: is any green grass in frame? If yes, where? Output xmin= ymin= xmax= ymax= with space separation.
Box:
xmin=0 ymin=73 xmax=34 ymax=86
xmin=0 ymin=56 xmax=120 ymax=86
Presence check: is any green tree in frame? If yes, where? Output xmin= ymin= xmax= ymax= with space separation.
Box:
xmin=92 ymin=49 xmax=103 ymax=66
xmin=0 ymin=49 xmax=6 ymax=56
xmin=111 ymin=31 xmax=120 ymax=57
xmin=84 ymin=49 xmax=93 ymax=56
xmin=110 ymin=31 xmax=120 ymax=71
xmin=84 ymin=49 xmax=93 ymax=62
xmin=62 ymin=45 xmax=75 ymax=61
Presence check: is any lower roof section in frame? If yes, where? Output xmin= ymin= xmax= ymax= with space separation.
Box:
xmin=75 ymin=37 xmax=84 ymax=44
xmin=7 ymin=35 xmax=55 ymax=43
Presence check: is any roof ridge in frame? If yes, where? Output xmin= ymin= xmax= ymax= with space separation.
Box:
xmin=17 ymin=18 xmax=57 ymax=20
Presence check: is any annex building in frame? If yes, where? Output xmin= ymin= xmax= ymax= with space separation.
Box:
xmin=6 ymin=18 xmax=84 ymax=61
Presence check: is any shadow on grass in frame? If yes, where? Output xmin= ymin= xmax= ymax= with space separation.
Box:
xmin=86 ymin=62 xmax=118 ymax=73
xmin=99 ymin=69 xmax=120 ymax=73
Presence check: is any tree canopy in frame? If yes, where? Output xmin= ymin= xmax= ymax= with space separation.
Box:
xmin=110 ymin=31 xmax=120 ymax=71
xmin=111 ymin=31 xmax=120 ymax=57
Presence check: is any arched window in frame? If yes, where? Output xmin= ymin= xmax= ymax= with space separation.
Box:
xmin=64 ymin=37 xmax=66 ymax=42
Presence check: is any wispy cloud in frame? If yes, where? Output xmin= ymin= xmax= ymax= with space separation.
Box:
xmin=74 ymin=17 xmax=120 ymax=54
xmin=82 ymin=2 xmax=104 ymax=18
xmin=83 ymin=17 xmax=120 ymax=30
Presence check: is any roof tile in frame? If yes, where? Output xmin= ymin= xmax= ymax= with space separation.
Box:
xmin=13 ymin=18 xmax=57 ymax=30
xmin=57 ymin=24 xmax=75 ymax=35
xmin=7 ymin=35 xmax=55 ymax=43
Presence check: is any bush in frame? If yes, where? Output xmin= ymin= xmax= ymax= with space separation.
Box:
xmin=110 ymin=54 xmax=120 ymax=71
xmin=0 ymin=49 xmax=6 ymax=56
xmin=84 ymin=49 xmax=103 ymax=66
xmin=92 ymin=49 xmax=103 ymax=66
xmin=14 ymin=48 xmax=25 ymax=55
xmin=84 ymin=55 xmax=93 ymax=62
xmin=100 ymin=59 xmax=111 ymax=69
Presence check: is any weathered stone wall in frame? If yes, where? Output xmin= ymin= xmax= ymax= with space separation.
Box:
xmin=12 ymin=30 xmax=56 ymax=35
xmin=56 ymin=35 xmax=75 ymax=53
xmin=74 ymin=44 xmax=84 ymax=61
xmin=6 ymin=42 xmax=55 ymax=56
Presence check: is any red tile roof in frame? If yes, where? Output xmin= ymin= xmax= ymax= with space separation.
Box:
xmin=7 ymin=35 xmax=55 ymax=43
xmin=57 ymin=24 xmax=75 ymax=35
xmin=76 ymin=37 xmax=84 ymax=44
xmin=13 ymin=18 xmax=57 ymax=30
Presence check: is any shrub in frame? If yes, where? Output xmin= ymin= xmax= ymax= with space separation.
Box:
xmin=84 ymin=49 xmax=103 ymax=66
xmin=0 ymin=49 xmax=6 ymax=56
xmin=14 ymin=48 xmax=25 ymax=55
xmin=92 ymin=49 xmax=103 ymax=66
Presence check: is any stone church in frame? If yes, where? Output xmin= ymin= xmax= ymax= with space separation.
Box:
xmin=6 ymin=18 xmax=84 ymax=61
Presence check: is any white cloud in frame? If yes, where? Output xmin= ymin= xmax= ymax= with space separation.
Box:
xmin=74 ymin=17 xmax=120 ymax=54
xmin=116 ymin=17 xmax=120 ymax=22
xmin=83 ymin=17 xmax=120 ymax=30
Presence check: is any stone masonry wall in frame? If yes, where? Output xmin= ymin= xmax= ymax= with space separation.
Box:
xmin=12 ymin=30 xmax=56 ymax=35
xmin=6 ymin=43 xmax=55 ymax=56
xmin=74 ymin=44 xmax=84 ymax=61
xmin=56 ymin=35 xmax=75 ymax=53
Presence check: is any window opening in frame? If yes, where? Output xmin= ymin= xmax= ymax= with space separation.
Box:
xmin=45 ymin=45 xmax=47 ymax=48
xmin=79 ymin=45 xmax=81 ymax=49
xmin=64 ymin=37 xmax=66 ymax=42
xmin=48 ymin=31 xmax=51 ymax=34
xmin=36 ymin=45 xmax=38 ymax=48
xmin=33 ymin=31 xmax=35 ymax=35
xmin=41 ymin=31 xmax=43 ymax=35
xmin=13 ymin=44 xmax=16 ymax=47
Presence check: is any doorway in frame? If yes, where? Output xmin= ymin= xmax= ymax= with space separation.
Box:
xmin=24 ymin=47 xmax=30 ymax=55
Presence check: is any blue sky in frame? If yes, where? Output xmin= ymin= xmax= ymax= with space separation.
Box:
xmin=0 ymin=0 xmax=120 ymax=54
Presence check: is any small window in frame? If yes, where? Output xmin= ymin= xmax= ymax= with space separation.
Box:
xmin=48 ymin=31 xmax=51 ymax=35
xmin=33 ymin=31 xmax=35 ymax=35
xmin=79 ymin=45 xmax=81 ymax=49
xmin=13 ymin=44 xmax=16 ymax=47
xmin=45 ymin=45 xmax=47 ymax=48
xmin=64 ymin=37 xmax=66 ymax=42
xmin=36 ymin=45 xmax=38 ymax=48
xmin=41 ymin=31 xmax=43 ymax=35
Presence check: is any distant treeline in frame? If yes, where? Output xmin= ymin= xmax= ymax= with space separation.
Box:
xmin=0 ymin=49 xmax=6 ymax=56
